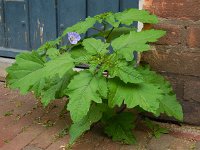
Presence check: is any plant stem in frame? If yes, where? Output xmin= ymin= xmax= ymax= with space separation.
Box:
xmin=117 ymin=104 xmax=126 ymax=114
xmin=102 ymin=21 xmax=107 ymax=31
xmin=105 ymin=27 xmax=114 ymax=40
xmin=91 ymin=27 xmax=103 ymax=33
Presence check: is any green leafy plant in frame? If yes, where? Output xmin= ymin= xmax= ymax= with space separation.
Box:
xmin=6 ymin=8 xmax=183 ymax=145
xmin=144 ymin=118 xmax=169 ymax=138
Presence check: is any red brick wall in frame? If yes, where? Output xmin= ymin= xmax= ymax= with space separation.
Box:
xmin=143 ymin=0 xmax=200 ymax=125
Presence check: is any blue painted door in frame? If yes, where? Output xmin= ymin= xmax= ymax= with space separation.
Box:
xmin=0 ymin=0 xmax=139 ymax=58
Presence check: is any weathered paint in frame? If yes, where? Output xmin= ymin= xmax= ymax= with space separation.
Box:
xmin=87 ymin=0 xmax=119 ymax=16
xmin=29 ymin=0 xmax=57 ymax=49
xmin=57 ymin=0 xmax=86 ymax=36
xmin=0 ymin=0 xmax=5 ymax=47
xmin=4 ymin=0 xmax=29 ymax=50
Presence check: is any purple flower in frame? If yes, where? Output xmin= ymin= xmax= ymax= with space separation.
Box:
xmin=67 ymin=32 xmax=81 ymax=44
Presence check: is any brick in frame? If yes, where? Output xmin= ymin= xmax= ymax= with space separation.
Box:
xmin=95 ymin=138 xmax=122 ymax=150
xmin=152 ymin=23 xmax=182 ymax=45
xmin=0 ymin=103 xmax=16 ymax=117
xmin=0 ymin=140 xmax=4 ymax=148
xmin=0 ymin=125 xmax=44 ymax=150
xmin=187 ymin=27 xmax=200 ymax=48
xmin=144 ymin=0 xmax=200 ymax=21
xmin=30 ymin=120 xmax=66 ymax=149
xmin=22 ymin=145 xmax=43 ymax=150
xmin=184 ymin=80 xmax=200 ymax=102
xmin=112 ymin=131 xmax=149 ymax=150
xmin=148 ymin=134 xmax=195 ymax=150
xmin=0 ymin=107 xmax=45 ymax=148
xmin=164 ymin=75 xmax=184 ymax=100
xmin=73 ymin=126 xmax=105 ymax=150
xmin=0 ymin=93 xmax=36 ymax=117
xmin=195 ymin=142 xmax=200 ymax=150
xmin=182 ymin=100 xmax=200 ymax=125
xmin=0 ymin=82 xmax=9 ymax=96
xmin=0 ymin=116 xmax=16 ymax=131
xmin=142 ymin=49 xmax=200 ymax=76
xmin=0 ymin=76 xmax=5 ymax=82
xmin=46 ymin=135 xmax=69 ymax=150
xmin=158 ymin=122 xmax=200 ymax=141
xmin=171 ymin=131 xmax=200 ymax=141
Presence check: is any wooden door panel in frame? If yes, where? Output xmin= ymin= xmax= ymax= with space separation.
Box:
xmin=0 ymin=0 xmax=5 ymax=47
xmin=57 ymin=0 xmax=86 ymax=36
xmin=29 ymin=0 xmax=57 ymax=49
xmin=4 ymin=0 xmax=29 ymax=50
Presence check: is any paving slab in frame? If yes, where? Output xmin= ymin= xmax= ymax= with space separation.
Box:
xmin=195 ymin=142 xmax=200 ymax=150
xmin=148 ymin=134 xmax=195 ymax=150
xmin=22 ymin=145 xmax=44 ymax=150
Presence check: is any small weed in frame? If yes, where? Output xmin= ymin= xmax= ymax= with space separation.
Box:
xmin=60 ymin=144 xmax=72 ymax=150
xmin=190 ymin=143 xmax=196 ymax=150
xmin=4 ymin=110 xmax=14 ymax=117
xmin=58 ymin=126 xmax=69 ymax=138
xmin=145 ymin=118 xmax=169 ymax=138
xmin=54 ymin=126 xmax=69 ymax=140
xmin=23 ymin=110 xmax=32 ymax=116
xmin=15 ymin=114 xmax=21 ymax=121
xmin=59 ymin=110 xmax=68 ymax=119
xmin=42 ymin=120 xmax=55 ymax=128
xmin=34 ymin=117 xmax=42 ymax=124
xmin=15 ymin=101 xmax=23 ymax=108
xmin=3 ymin=139 xmax=9 ymax=143
xmin=21 ymin=126 xmax=29 ymax=132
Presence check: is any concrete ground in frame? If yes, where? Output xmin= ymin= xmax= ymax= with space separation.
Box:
xmin=0 ymin=81 xmax=200 ymax=150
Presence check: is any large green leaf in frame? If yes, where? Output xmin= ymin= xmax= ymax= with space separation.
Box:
xmin=111 ymin=30 xmax=166 ymax=61
xmin=6 ymin=52 xmax=74 ymax=94
xmin=40 ymin=71 xmax=76 ymax=106
xmin=45 ymin=53 xmax=74 ymax=78
xmin=137 ymin=67 xmax=172 ymax=93
xmin=104 ymin=112 xmax=136 ymax=144
xmin=70 ymin=45 xmax=92 ymax=66
xmin=6 ymin=52 xmax=45 ymax=93
xmin=31 ymin=78 xmax=46 ymax=98
xmin=97 ymin=75 xmax=108 ymax=99
xmin=108 ymin=61 xmax=143 ymax=84
xmin=67 ymin=71 xmax=107 ymax=122
xmin=61 ymin=17 xmax=96 ymax=37
xmin=106 ymin=27 xmax=137 ymax=42
xmin=108 ymin=78 xmax=163 ymax=114
xmin=105 ymin=13 xmax=120 ymax=27
xmin=137 ymin=67 xmax=183 ymax=121
xmin=82 ymin=38 xmax=109 ymax=55
xmin=144 ymin=118 xmax=169 ymax=139
xmin=115 ymin=8 xmax=158 ymax=25
xmin=46 ymin=48 xmax=60 ymax=59
xmin=70 ymin=45 xmax=87 ymax=59
xmin=69 ymin=104 xmax=103 ymax=144
xmin=157 ymin=94 xmax=183 ymax=121
xmin=40 ymin=77 xmax=63 ymax=106
xmin=37 ymin=39 xmax=60 ymax=53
